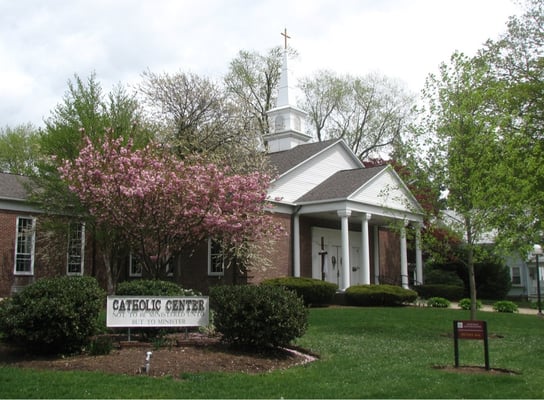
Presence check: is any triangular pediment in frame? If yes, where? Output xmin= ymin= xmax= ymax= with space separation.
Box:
xmin=349 ymin=166 xmax=422 ymax=214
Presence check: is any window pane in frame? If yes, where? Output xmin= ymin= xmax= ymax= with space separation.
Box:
xmin=15 ymin=217 xmax=34 ymax=274
xmin=209 ymin=240 xmax=224 ymax=275
xmin=130 ymin=253 xmax=143 ymax=277
xmin=67 ymin=223 xmax=84 ymax=274
xmin=511 ymin=267 xmax=521 ymax=285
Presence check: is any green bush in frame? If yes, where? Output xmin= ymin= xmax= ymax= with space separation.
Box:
xmin=493 ymin=300 xmax=518 ymax=313
xmin=427 ymin=297 xmax=451 ymax=308
xmin=88 ymin=335 xmax=113 ymax=355
xmin=458 ymin=298 xmax=482 ymax=310
xmin=116 ymin=279 xmax=199 ymax=296
xmin=414 ymin=284 xmax=464 ymax=301
xmin=0 ymin=276 xmax=104 ymax=355
xmin=261 ymin=277 xmax=337 ymax=307
xmin=345 ymin=284 xmax=418 ymax=307
xmin=209 ymin=285 xmax=308 ymax=348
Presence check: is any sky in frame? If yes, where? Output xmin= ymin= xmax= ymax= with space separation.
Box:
xmin=0 ymin=0 xmax=520 ymax=129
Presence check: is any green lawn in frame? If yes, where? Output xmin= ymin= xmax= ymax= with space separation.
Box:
xmin=1 ymin=307 xmax=543 ymax=398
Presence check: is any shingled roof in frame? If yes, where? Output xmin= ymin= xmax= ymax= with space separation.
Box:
xmin=267 ymin=139 xmax=339 ymax=175
xmin=296 ymin=165 xmax=388 ymax=203
xmin=0 ymin=172 xmax=33 ymax=201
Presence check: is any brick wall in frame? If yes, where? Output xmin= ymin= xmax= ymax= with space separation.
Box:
xmin=0 ymin=211 xmax=17 ymax=297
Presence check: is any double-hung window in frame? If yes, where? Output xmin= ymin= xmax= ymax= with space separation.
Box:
xmin=208 ymin=239 xmax=225 ymax=276
xmin=129 ymin=253 xmax=144 ymax=277
xmin=14 ymin=216 xmax=35 ymax=275
xmin=511 ymin=266 xmax=521 ymax=285
xmin=67 ymin=222 xmax=85 ymax=275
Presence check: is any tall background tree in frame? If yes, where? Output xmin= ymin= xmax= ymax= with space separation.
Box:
xmin=477 ymin=0 xmax=544 ymax=251
xmin=0 ymin=124 xmax=40 ymax=175
xmin=299 ymin=71 xmax=415 ymax=160
xmin=35 ymin=73 xmax=153 ymax=293
xmin=415 ymin=51 xmax=502 ymax=319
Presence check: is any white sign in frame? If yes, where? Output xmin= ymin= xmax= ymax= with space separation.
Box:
xmin=106 ymin=296 xmax=209 ymax=328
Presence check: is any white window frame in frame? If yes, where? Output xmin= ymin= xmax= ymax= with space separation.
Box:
xmin=67 ymin=222 xmax=85 ymax=275
xmin=510 ymin=266 xmax=522 ymax=286
xmin=129 ymin=252 xmax=143 ymax=277
xmin=14 ymin=216 xmax=36 ymax=275
xmin=208 ymin=239 xmax=225 ymax=276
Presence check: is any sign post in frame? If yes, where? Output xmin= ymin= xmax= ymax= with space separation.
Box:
xmin=453 ymin=320 xmax=490 ymax=370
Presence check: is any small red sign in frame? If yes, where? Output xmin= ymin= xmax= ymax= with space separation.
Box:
xmin=455 ymin=320 xmax=486 ymax=340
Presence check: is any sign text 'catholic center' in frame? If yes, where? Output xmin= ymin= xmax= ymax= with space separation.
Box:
xmin=106 ymin=296 xmax=209 ymax=328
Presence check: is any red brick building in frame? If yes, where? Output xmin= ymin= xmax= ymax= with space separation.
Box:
xmin=0 ymin=49 xmax=424 ymax=298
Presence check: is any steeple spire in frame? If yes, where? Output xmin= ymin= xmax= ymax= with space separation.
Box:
xmin=264 ymin=29 xmax=312 ymax=153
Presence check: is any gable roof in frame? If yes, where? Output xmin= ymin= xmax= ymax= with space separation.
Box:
xmin=0 ymin=172 xmax=32 ymax=201
xmin=268 ymin=139 xmax=351 ymax=176
xmin=296 ymin=166 xmax=388 ymax=203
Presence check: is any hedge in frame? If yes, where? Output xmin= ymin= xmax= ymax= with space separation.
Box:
xmin=414 ymin=284 xmax=464 ymax=301
xmin=261 ymin=277 xmax=337 ymax=306
xmin=345 ymin=284 xmax=417 ymax=307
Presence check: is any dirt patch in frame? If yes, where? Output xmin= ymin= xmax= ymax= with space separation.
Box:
xmin=433 ymin=365 xmax=520 ymax=375
xmin=0 ymin=333 xmax=317 ymax=378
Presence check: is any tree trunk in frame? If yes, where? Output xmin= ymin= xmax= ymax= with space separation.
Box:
xmin=466 ymin=219 xmax=477 ymax=320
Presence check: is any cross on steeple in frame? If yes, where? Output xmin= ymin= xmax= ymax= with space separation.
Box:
xmin=281 ymin=28 xmax=291 ymax=49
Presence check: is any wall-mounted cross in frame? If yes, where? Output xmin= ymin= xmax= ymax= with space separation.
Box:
xmin=281 ymin=28 xmax=291 ymax=49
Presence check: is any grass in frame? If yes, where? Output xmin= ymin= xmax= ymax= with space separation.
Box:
xmin=1 ymin=306 xmax=543 ymax=398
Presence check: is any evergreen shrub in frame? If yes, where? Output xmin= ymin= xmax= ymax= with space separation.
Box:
xmin=345 ymin=284 xmax=417 ymax=306
xmin=0 ymin=276 xmax=104 ymax=355
xmin=261 ymin=277 xmax=337 ymax=306
xmin=414 ymin=284 xmax=464 ymax=301
xmin=209 ymin=285 xmax=308 ymax=348
xmin=493 ymin=300 xmax=518 ymax=313
xmin=116 ymin=279 xmax=199 ymax=296
xmin=426 ymin=297 xmax=451 ymax=308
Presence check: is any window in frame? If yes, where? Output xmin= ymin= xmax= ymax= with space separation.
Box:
xmin=511 ymin=266 xmax=521 ymax=285
xmin=67 ymin=222 xmax=85 ymax=275
xmin=208 ymin=239 xmax=224 ymax=276
xmin=14 ymin=216 xmax=35 ymax=275
xmin=129 ymin=253 xmax=143 ymax=277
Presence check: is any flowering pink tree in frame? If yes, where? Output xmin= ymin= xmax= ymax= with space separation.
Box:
xmin=59 ymin=135 xmax=280 ymax=278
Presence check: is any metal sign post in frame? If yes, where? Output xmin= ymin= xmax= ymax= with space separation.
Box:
xmin=453 ymin=320 xmax=490 ymax=370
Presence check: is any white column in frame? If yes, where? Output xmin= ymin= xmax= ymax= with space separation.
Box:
xmin=361 ymin=213 xmax=371 ymax=285
xmin=338 ymin=210 xmax=351 ymax=290
xmin=415 ymin=223 xmax=423 ymax=285
xmin=373 ymin=225 xmax=380 ymax=284
xmin=400 ymin=224 xmax=409 ymax=289
xmin=293 ymin=213 xmax=301 ymax=277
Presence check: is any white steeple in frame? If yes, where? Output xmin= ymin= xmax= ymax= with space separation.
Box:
xmin=265 ymin=29 xmax=312 ymax=153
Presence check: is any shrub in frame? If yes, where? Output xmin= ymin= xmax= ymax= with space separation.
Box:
xmin=424 ymin=269 xmax=465 ymax=286
xmin=458 ymin=298 xmax=482 ymax=310
xmin=261 ymin=277 xmax=337 ymax=307
xmin=88 ymin=335 xmax=113 ymax=355
xmin=209 ymin=285 xmax=308 ymax=348
xmin=116 ymin=280 xmax=199 ymax=296
xmin=427 ymin=297 xmax=450 ymax=308
xmin=345 ymin=284 xmax=418 ymax=307
xmin=0 ymin=276 xmax=104 ymax=355
xmin=493 ymin=300 xmax=518 ymax=313
xmin=414 ymin=284 xmax=464 ymax=301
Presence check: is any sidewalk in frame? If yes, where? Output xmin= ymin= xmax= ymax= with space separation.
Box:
xmin=450 ymin=302 xmax=540 ymax=315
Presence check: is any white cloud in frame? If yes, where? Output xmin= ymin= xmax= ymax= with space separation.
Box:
xmin=0 ymin=0 xmax=519 ymax=128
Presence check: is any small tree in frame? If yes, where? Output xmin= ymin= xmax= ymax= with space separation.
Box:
xmin=59 ymin=135 xmax=282 ymax=278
